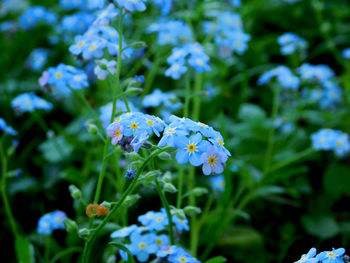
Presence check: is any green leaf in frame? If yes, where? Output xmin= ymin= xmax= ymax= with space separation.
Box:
xmin=219 ymin=226 xmax=262 ymax=246
xmin=39 ymin=136 xmax=73 ymax=163
xmin=15 ymin=236 xmax=35 ymax=263
xmin=205 ymin=256 xmax=227 ymax=263
xmin=238 ymin=104 xmax=266 ymax=123
xmin=251 ymin=186 xmax=285 ymax=199
xmin=301 ymin=215 xmax=339 ymax=239
xmin=323 ymin=164 xmax=350 ymax=199
xmin=109 ymin=241 xmax=136 ymax=263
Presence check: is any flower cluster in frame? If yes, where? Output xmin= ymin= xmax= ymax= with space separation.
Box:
xmin=99 ymin=100 xmax=136 ymax=128
xmin=204 ymin=11 xmax=250 ymax=57
xmin=150 ymin=0 xmax=172 ymax=15
xmin=142 ymin=89 xmax=182 ymax=118
xmin=165 ymin=43 xmax=211 ymax=79
xmin=11 ymin=93 xmax=53 ymax=113
xmin=110 ymin=209 xmax=190 ymax=262
xmin=311 ymin=129 xmax=350 ymax=157
xmin=159 ymin=115 xmax=230 ymax=175
xmin=258 ymin=66 xmax=300 ymax=90
xmin=147 ymin=19 xmax=193 ymax=46
xmin=37 ymin=211 xmax=67 ymax=235
xmin=115 ymin=0 xmax=147 ymax=12
xmin=277 ymin=32 xmax=307 ymax=55
xmin=59 ymin=0 xmax=104 ymax=10
xmin=0 ymin=118 xmax=17 ymax=136
xmin=298 ymin=63 xmax=342 ymax=109
xmin=60 ymin=12 xmax=95 ymax=35
xmin=106 ymin=112 xmax=165 ymax=153
xmin=19 ymin=6 xmax=58 ymax=30
xmin=39 ymin=64 xmax=89 ymax=97
xmin=157 ymin=246 xmax=200 ymax=263
xmin=295 ymin=247 xmax=346 ymax=263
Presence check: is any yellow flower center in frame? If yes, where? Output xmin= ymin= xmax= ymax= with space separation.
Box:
xmin=328 ymin=253 xmax=335 ymax=258
xmin=115 ymin=130 xmax=121 ymax=137
xmin=157 ymin=217 xmax=163 ymax=222
xmin=131 ymin=123 xmax=138 ymax=129
xmin=115 ymin=117 xmax=121 ymax=123
xmin=89 ymin=44 xmax=97 ymax=51
xmin=147 ymin=120 xmax=154 ymax=126
xmin=55 ymin=72 xmax=62 ymax=79
xmin=55 ymin=218 xmax=61 ymax=223
xmin=336 ymin=139 xmax=343 ymax=146
xmin=78 ymin=41 xmax=84 ymax=47
xmin=198 ymin=122 xmax=207 ymax=127
xmin=187 ymin=144 xmax=196 ymax=152
xmin=138 ymin=242 xmax=146 ymax=250
xmin=166 ymin=250 xmax=172 ymax=254
xmin=156 ymin=239 xmax=162 ymax=245
xmin=208 ymin=156 xmax=216 ymax=165
xmin=180 ymin=257 xmax=187 ymax=263
xmin=218 ymin=139 xmax=223 ymax=147
xmin=219 ymin=181 xmax=225 ymax=187
xmin=166 ymin=128 xmax=175 ymax=135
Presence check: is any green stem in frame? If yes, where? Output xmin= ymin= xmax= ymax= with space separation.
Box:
xmin=113 ymin=10 xmax=130 ymax=114
xmin=0 ymin=139 xmax=19 ymax=238
xmin=31 ymin=111 xmax=66 ymax=159
xmin=49 ymin=247 xmax=82 ymax=263
xmin=81 ymin=147 xmax=172 ymax=263
xmin=184 ymin=72 xmax=191 ymax=117
xmin=192 ymin=73 xmax=203 ymax=121
xmin=71 ymin=88 xmax=105 ymax=136
xmin=176 ymin=166 xmax=184 ymax=208
xmin=266 ymin=147 xmax=316 ymax=175
xmin=44 ymin=236 xmax=50 ymax=263
xmin=89 ymin=11 xmax=127 ymax=228
xmin=263 ymin=84 xmax=280 ymax=174
xmin=154 ymin=179 xmax=175 ymax=245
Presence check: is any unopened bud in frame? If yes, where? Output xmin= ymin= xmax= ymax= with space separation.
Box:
xmin=130 ymin=41 xmax=147 ymax=49
xmin=184 ymin=206 xmax=202 ymax=216
xmin=64 ymin=218 xmax=78 ymax=233
xmin=69 ymin=185 xmax=81 ymax=200
xmin=78 ymin=228 xmax=91 ymax=239
xmin=158 ymin=152 xmax=172 ymax=160
xmin=192 ymin=187 xmax=208 ymax=197
xmin=162 ymin=172 xmax=172 ymax=183
xmin=172 ymin=208 xmax=186 ymax=220
xmin=100 ymin=201 xmax=111 ymax=210
xmin=164 ymin=183 xmax=177 ymax=193
xmin=123 ymin=194 xmax=140 ymax=207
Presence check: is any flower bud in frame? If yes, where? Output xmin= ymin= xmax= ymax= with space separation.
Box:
xmin=63 ymin=218 xmax=78 ymax=233
xmin=191 ymin=187 xmax=208 ymax=197
xmin=158 ymin=152 xmax=172 ymax=160
xmin=130 ymin=41 xmax=147 ymax=49
xmin=162 ymin=172 xmax=172 ymax=183
xmin=184 ymin=206 xmax=202 ymax=216
xmin=69 ymin=185 xmax=81 ymax=200
xmin=100 ymin=201 xmax=111 ymax=210
xmin=163 ymin=183 xmax=177 ymax=193
xmin=123 ymin=194 xmax=141 ymax=207
xmin=78 ymin=228 xmax=91 ymax=239
xmin=172 ymin=208 xmax=186 ymax=220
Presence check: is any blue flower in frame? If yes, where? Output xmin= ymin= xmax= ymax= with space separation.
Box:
xmin=37 ymin=211 xmax=67 ymax=235
xmin=258 ymin=66 xmax=299 ymax=90
xmin=172 ymin=215 xmax=189 ymax=231
xmin=128 ymin=233 xmax=158 ymax=262
xmin=342 ymin=48 xmax=350 ymax=59
xmin=26 ymin=48 xmax=49 ymax=72
xmin=200 ymin=146 xmax=228 ymax=175
xmin=311 ymin=129 xmax=338 ymax=151
xmin=115 ymin=0 xmax=147 ymax=12
xmin=157 ymin=245 xmax=178 ymax=258
xmin=111 ymin=224 xmax=138 ymax=238
xmin=278 ymin=33 xmax=308 ymax=55
xmin=0 ymin=118 xmax=17 ymax=136
xmin=316 ymin=248 xmax=345 ymax=263
xmin=175 ymin=133 xmax=210 ymax=166
xmin=210 ymin=175 xmax=225 ymax=192
xmin=94 ymin=59 xmax=117 ymax=80
xmin=165 ymin=62 xmax=188 ymax=80
xmin=297 ymin=63 xmax=335 ymax=85
xmin=147 ymin=211 xmax=168 ymax=231
xmin=138 ymin=211 xmax=157 ymax=226
xmin=11 ymin=93 xmax=52 ymax=113
xmin=155 ymin=234 xmax=169 ymax=248
xmin=107 ymin=123 xmax=124 ymax=145
xmin=19 ymin=6 xmax=57 ymax=30
xmin=125 ymin=169 xmax=136 ymax=179
xmin=151 ymin=0 xmax=172 ymax=15
xmin=131 ymin=132 xmax=149 ymax=153
xmin=93 ymin=4 xmax=118 ymax=26
xmin=295 ymin=248 xmax=318 ymax=263
xmin=168 ymin=247 xmax=199 ymax=263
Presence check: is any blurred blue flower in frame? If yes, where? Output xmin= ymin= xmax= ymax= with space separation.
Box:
xmin=37 ymin=211 xmax=67 ymax=235
xmin=295 ymin=248 xmax=318 ymax=263
xmin=258 ymin=66 xmax=299 ymax=90
xmin=11 ymin=93 xmax=52 ymax=113
xmin=277 ymin=33 xmax=307 ymax=55
xmin=0 ymin=118 xmax=17 ymax=136
xmin=115 ymin=0 xmax=147 ymax=12
xmin=316 ymin=248 xmax=345 ymax=263
xmin=210 ymin=175 xmax=225 ymax=192
xmin=19 ymin=6 xmax=57 ymax=30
